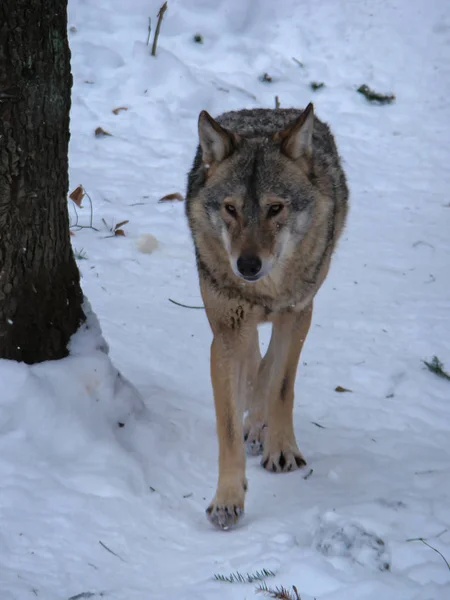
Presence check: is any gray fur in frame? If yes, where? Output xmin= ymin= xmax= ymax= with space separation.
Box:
xmin=187 ymin=108 xmax=347 ymax=207
xmin=186 ymin=106 xmax=349 ymax=312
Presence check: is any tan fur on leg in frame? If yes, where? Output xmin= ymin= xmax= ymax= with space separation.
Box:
xmin=262 ymin=304 xmax=313 ymax=472
xmin=201 ymin=281 xmax=259 ymax=528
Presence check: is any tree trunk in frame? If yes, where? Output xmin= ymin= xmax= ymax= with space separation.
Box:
xmin=0 ymin=0 xmax=85 ymax=364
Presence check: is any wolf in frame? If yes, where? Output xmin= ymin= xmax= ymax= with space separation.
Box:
xmin=185 ymin=104 xmax=349 ymax=529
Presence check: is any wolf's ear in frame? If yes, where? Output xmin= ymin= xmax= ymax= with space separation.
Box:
xmin=198 ymin=110 xmax=238 ymax=165
xmin=276 ymin=103 xmax=314 ymax=161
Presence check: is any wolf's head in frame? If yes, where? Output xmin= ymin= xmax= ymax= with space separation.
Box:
xmin=190 ymin=104 xmax=317 ymax=282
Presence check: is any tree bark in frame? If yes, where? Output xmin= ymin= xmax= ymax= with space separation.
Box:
xmin=0 ymin=0 xmax=85 ymax=364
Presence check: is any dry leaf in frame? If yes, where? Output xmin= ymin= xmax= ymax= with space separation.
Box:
xmin=95 ymin=127 xmax=112 ymax=137
xmin=69 ymin=185 xmax=84 ymax=207
xmin=335 ymin=385 xmax=353 ymax=393
xmin=158 ymin=192 xmax=184 ymax=203
xmin=115 ymin=220 xmax=129 ymax=229
xmin=114 ymin=229 xmax=126 ymax=237
xmin=112 ymin=106 xmax=128 ymax=115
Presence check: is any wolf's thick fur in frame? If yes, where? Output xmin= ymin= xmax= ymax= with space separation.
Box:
xmin=185 ymin=105 xmax=349 ymax=529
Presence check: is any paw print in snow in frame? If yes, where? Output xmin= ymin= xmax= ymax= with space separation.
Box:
xmin=314 ymin=513 xmax=390 ymax=571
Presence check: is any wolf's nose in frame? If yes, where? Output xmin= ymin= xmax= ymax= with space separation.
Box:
xmin=237 ymin=255 xmax=262 ymax=279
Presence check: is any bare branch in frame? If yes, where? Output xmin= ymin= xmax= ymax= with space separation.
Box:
xmin=151 ymin=2 xmax=168 ymax=57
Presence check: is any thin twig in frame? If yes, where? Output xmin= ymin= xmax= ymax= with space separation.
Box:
xmin=146 ymin=17 xmax=152 ymax=46
xmin=226 ymin=83 xmax=257 ymax=101
xmin=70 ymin=200 xmax=79 ymax=228
xmin=169 ymin=298 xmax=204 ymax=309
xmin=151 ymin=2 xmax=168 ymax=57
xmin=275 ymin=95 xmax=280 ymax=109
xmin=303 ymin=468 xmax=313 ymax=480
xmin=292 ymin=57 xmax=304 ymax=68
xmin=98 ymin=540 xmax=125 ymax=562
xmin=72 ymin=224 xmax=100 ymax=232
xmin=406 ymin=537 xmax=450 ymax=570
xmin=436 ymin=529 xmax=449 ymax=539
xmin=412 ymin=240 xmax=435 ymax=250
xmin=84 ymin=189 xmax=95 ymax=229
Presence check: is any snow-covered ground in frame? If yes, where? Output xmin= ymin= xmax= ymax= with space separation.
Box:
xmin=1 ymin=0 xmax=450 ymax=598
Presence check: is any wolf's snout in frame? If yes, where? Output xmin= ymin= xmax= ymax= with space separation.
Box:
xmin=237 ymin=254 xmax=262 ymax=280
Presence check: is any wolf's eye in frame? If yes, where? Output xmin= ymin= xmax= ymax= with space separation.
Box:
xmin=267 ymin=204 xmax=283 ymax=218
xmin=225 ymin=204 xmax=237 ymax=217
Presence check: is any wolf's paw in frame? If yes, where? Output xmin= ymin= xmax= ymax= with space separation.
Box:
xmin=243 ymin=419 xmax=267 ymax=456
xmin=261 ymin=445 xmax=306 ymax=473
xmin=206 ymin=481 xmax=246 ymax=530
xmin=206 ymin=503 xmax=244 ymax=530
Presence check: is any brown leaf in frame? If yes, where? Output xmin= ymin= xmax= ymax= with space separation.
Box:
xmin=95 ymin=127 xmax=112 ymax=137
xmin=69 ymin=184 xmax=84 ymax=207
xmin=335 ymin=385 xmax=353 ymax=393
xmin=115 ymin=220 xmax=129 ymax=229
xmin=158 ymin=192 xmax=184 ymax=203
xmin=114 ymin=229 xmax=126 ymax=236
xmin=112 ymin=106 xmax=128 ymax=115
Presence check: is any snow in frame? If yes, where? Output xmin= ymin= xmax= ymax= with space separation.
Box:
xmin=1 ymin=0 xmax=450 ymax=598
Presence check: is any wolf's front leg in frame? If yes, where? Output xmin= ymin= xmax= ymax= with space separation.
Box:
xmin=261 ymin=304 xmax=313 ymax=473
xmin=206 ymin=333 xmax=247 ymax=529
xmin=243 ymin=329 xmax=266 ymax=455
xmin=206 ymin=330 xmax=250 ymax=529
